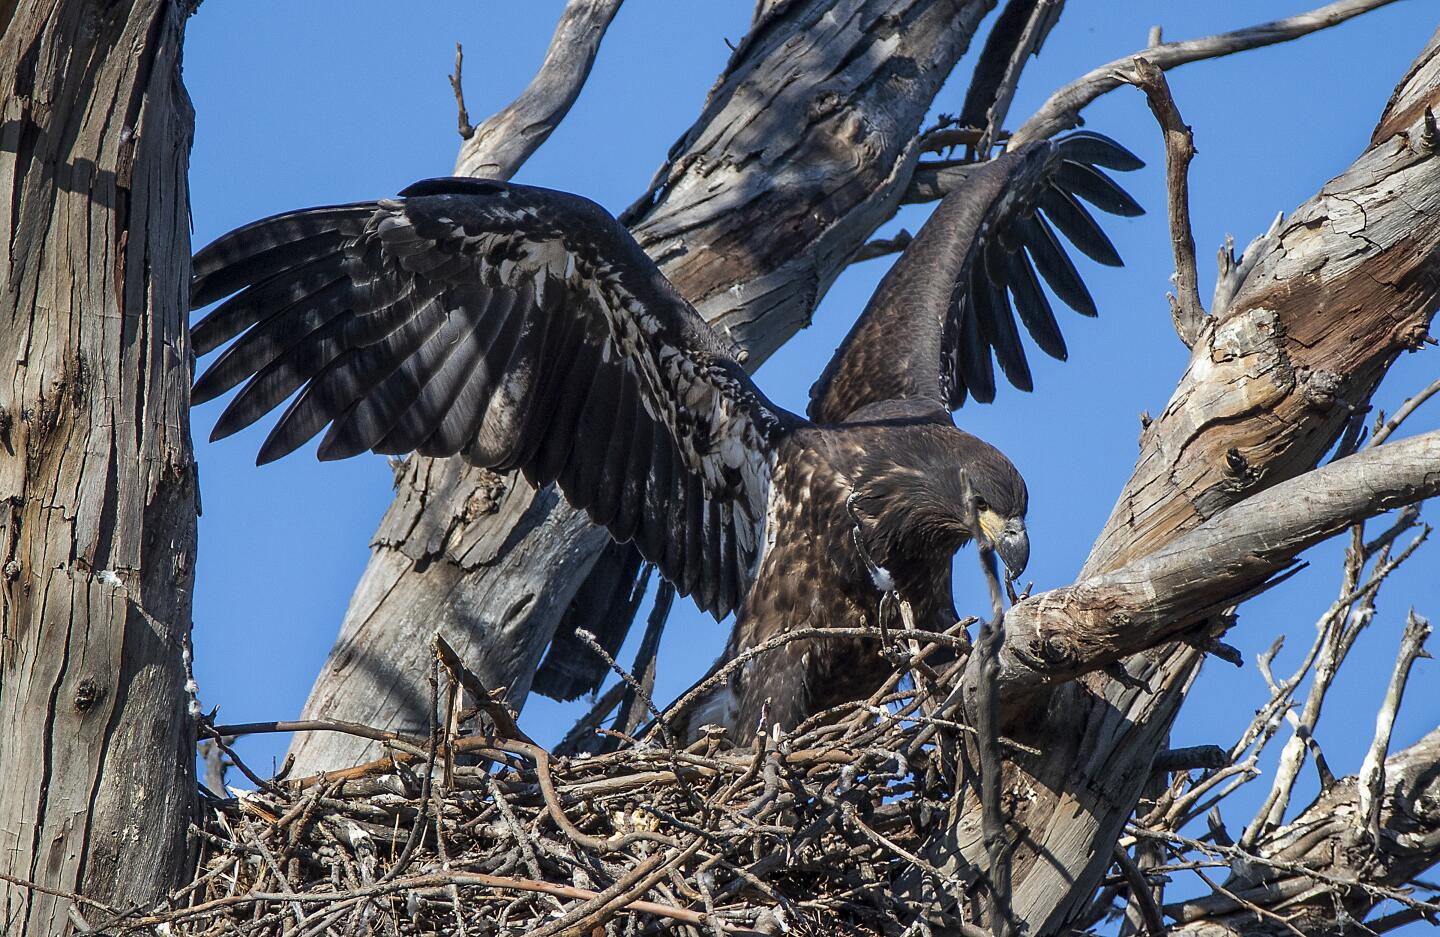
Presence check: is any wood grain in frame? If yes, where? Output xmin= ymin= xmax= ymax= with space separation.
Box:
xmin=0 ymin=1 xmax=198 ymax=932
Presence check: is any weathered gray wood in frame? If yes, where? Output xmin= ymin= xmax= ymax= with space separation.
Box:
xmin=0 ymin=1 xmax=197 ymax=932
xmin=453 ymin=0 xmax=625 ymax=179
xmin=289 ymin=0 xmax=631 ymax=765
xmin=289 ymin=0 xmax=1000 ymax=773
xmin=1167 ymin=727 xmax=1440 ymax=936
xmin=977 ymin=428 xmax=1440 ymax=697
xmin=919 ymin=27 xmax=1440 ymax=934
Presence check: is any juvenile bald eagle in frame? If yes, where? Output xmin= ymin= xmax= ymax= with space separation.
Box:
xmin=191 ymin=132 xmax=1141 ymax=737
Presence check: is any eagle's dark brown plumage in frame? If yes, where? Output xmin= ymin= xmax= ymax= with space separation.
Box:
xmin=190 ymin=132 xmax=1140 ymax=739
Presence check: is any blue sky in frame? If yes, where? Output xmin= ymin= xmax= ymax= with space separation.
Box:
xmin=185 ymin=0 xmax=1437 ymax=920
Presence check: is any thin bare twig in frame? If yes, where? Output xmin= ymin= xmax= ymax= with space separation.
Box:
xmin=448 ymin=43 xmax=474 ymax=139
xmin=1116 ymin=56 xmax=1207 ymax=347
xmin=554 ymin=680 xmax=627 ymax=757
xmin=1113 ymin=847 xmax=1166 ymax=936
xmin=1011 ymin=0 xmax=1404 ymax=146
xmin=615 ymin=579 xmax=674 ymax=736
xmin=1245 ymin=523 xmax=1430 ymax=845
xmin=1356 ymin=610 xmax=1431 ymax=843
xmin=1370 ymin=375 xmax=1440 ymax=448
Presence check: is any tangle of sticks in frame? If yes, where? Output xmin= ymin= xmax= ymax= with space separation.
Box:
xmin=83 ymin=621 xmax=1013 ymax=937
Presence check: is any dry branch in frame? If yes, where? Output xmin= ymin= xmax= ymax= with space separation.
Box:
xmin=1245 ymin=518 xmax=1430 ymax=845
xmin=1356 ymin=610 xmax=1432 ymax=844
xmin=452 ymin=0 xmax=624 ymax=178
xmin=986 ymin=429 xmax=1440 ymax=698
xmin=1166 ymin=728 xmax=1440 ymax=936
xmin=1118 ymin=56 xmax=1207 ymax=348
xmin=1011 ymin=0 xmax=1406 ymax=146
xmin=912 ymin=26 xmax=1440 ymax=933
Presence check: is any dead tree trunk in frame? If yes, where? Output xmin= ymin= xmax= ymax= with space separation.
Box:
xmin=0 ymin=2 xmax=197 ymax=932
xmin=915 ymin=27 xmax=1440 ymax=933
xmin=289 ymin=0 xmax=999 ymax=773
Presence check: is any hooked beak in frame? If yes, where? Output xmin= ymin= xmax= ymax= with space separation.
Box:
xmin=978 ymin=509 xmax=1029 ymax=580
xmin=997 ymin=520 xmax=1030 ymax=581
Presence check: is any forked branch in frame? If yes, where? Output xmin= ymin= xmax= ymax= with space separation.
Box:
xmin=1356 ymin=610 xmax=1432 ymax=843
xmin=453 ymin=0 xmax=625 ymax=178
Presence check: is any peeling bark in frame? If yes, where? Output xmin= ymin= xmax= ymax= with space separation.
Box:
xmin=0 ymin=1 xmax=197 ymax=933
xmin=918 ymin=28 xmax=1440 ymax=934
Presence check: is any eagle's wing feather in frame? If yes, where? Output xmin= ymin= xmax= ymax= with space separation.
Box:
xmin=191 ymin=178 xmax=792 ymax=617
xmin=807 ymin=131 xmax=1143 ymax=422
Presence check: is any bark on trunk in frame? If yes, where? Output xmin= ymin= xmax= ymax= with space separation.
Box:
xmin=0 ymin=1 xmax=197 ymax=933
xmin=289 ymin=0 xmax=998 ymax=773
xmin=917 ymin=28 xmax=1440 ymax=934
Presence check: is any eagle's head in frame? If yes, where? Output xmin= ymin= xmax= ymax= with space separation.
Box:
xmin=955 ymin=441 xmax=1030 ymax=581
xmin=848 ymin=424 xmax=1029 ymax=581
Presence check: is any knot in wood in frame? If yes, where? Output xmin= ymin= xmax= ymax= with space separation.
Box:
xmin=1398 ymin=321 xmax=1433 ymax=351
xmin=1420 ymin=106 xmax=1438 ymax=153
xmin=74 ymin=676 xmax=102 ymax=714
xmin=1223 ymin=447 xmax=1257 ymax=483
xmin=1301 ymin=368 xmax=1344 ymax=410
xmin=808 ymin=90 xmax=842 ymax=120
xmin=1035 ymin=631 xmax=1076 ymax=671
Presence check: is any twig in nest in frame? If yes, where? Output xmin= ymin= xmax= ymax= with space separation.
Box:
xmin=659 ymin=623 xmax=971 ymax=743
xmin=449 ymin=43 xmax=474 ymax=140
xmin=958 ymin=472 xmax=1015 ymax=937
xmin=1116 ymin=55 xmax=1206 ymax=348
xmin=1113 ymin=846 xmax=1166 ymax=936
xmin=615 ymin=579 xmax=675 ymax=737
xmin=0 ymin=870 xmax=121 ymax=917
xmin=576 ymin=626 xmax=674 ymax=749
xmin=529 ymin=840 xmax=701 ymax=937
xmin=434 ymin=632 xmax=535 ymax=744
xmin=555 ymin=680 xmax=627 ymax=756
xmin=198 ymin=721 xmax=284 ymax=795
xmin=379 ymin=652 xmax=440 ymax=883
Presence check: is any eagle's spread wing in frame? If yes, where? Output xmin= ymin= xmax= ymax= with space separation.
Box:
xmin=191 ymin=178 xmax=793 ymax=617
xmin=807 ymin=132 xmax=1143 ymax=422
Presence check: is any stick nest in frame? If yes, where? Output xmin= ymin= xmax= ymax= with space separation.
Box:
xmin=114 ymin=624 xmax=992 ymax=936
